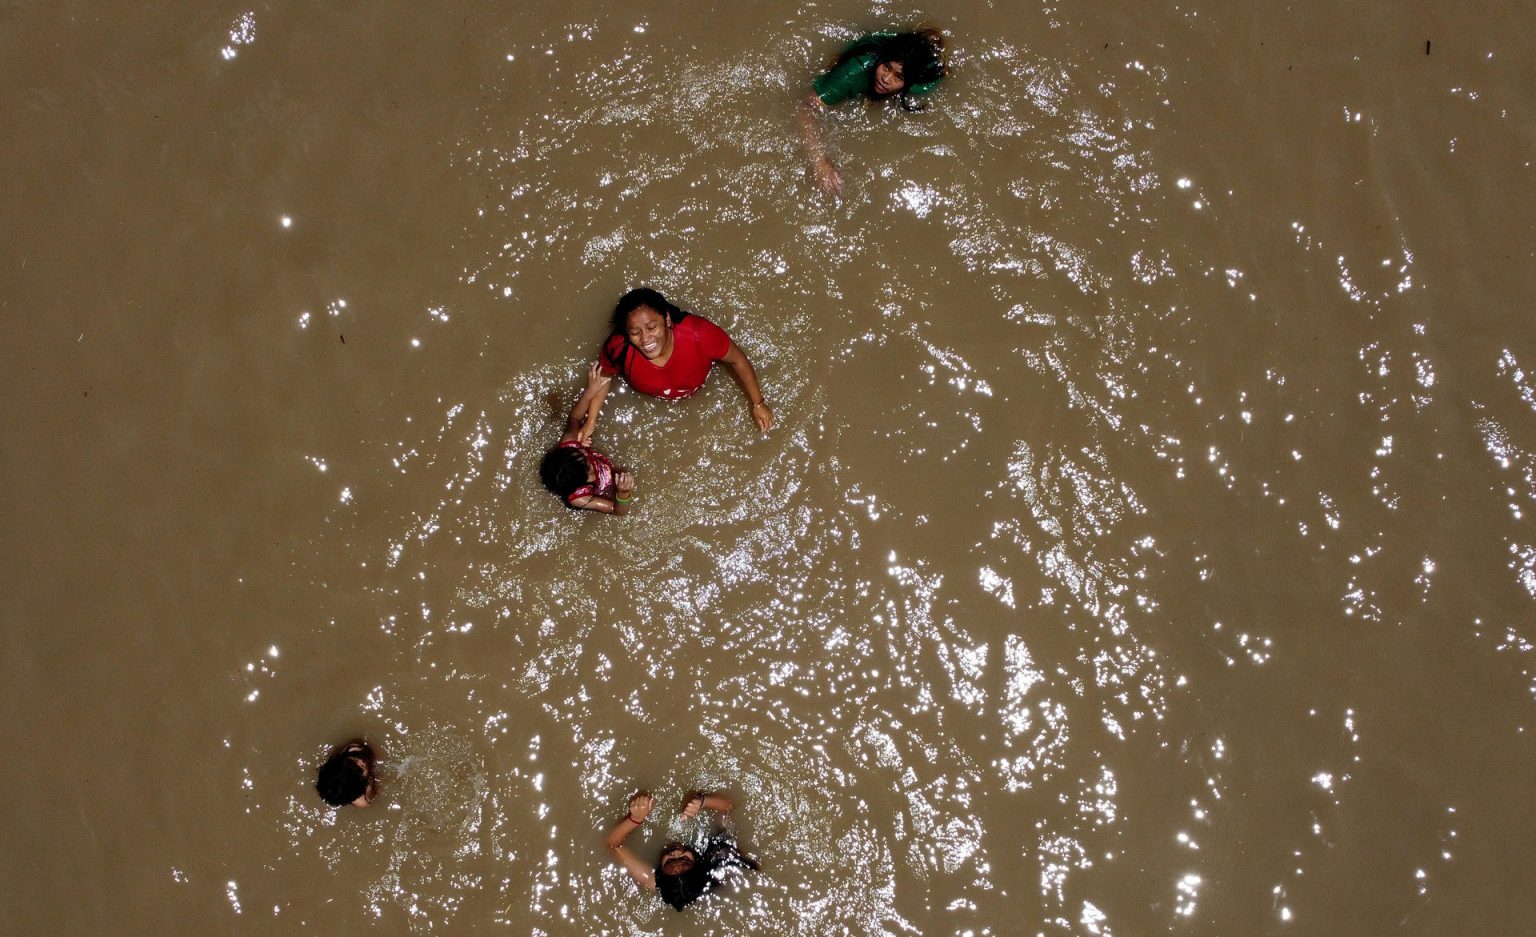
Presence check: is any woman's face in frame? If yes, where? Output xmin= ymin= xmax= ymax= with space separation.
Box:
xmin=874 ymin=60 xmax=906 ymax=96
xmin=659 ymin=844 xmax=696 ymax=876
xmin=625 ymin=305 xmax=672 ymax=361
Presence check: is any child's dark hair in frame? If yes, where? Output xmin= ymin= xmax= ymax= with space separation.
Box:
xmin=315 ymin=752 xmax=368 ymax=807
xmin=540 ymin=446 xmax=589 ymax=500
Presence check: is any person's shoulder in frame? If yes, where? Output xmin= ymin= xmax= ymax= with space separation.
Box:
xmin=683 ymin=314 xmax=729 ymax=342
xmin=600 ymin=333 xmax=627 ymax=366
xmin=693 ymin=316 xmax=731 ymax=360
xmin=813 ymin=51 xmax=873 ymax=106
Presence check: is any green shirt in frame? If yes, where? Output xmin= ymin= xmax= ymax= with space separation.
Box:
xmin=811 ymin=36 xmax=945 ymax=107
xmin=812 ymin=51 xmax=880 ymax=106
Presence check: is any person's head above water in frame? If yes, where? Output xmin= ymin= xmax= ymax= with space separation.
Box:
xmin=652 ymin=836 xmax=760 ymax=911
xmin=539 ymin=445 xmax=591 ymax=499
xmin=853 ymin=28 xmax=946 ymax=105
xmin=316 ymin=740 xmax=377 ymax=807
xmin=657 ymin=843 xmax=697 ymax=877
xmin=611 ymin=288 xmax=686 ymax=362
xmin=653 ymin=843 xmax=707 ymax=911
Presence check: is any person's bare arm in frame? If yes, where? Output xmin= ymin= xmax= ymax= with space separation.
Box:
xmin=798 ymin=92 xmax=842 ymax=195
xmin=576 ymin=382 xmax=613 ymax=445
xmin=605 ymin=791 xmax=656 ymax=891
xmin=681 ymin=790 xmax=761 ymax=868
xmin=720 ymin=342 xmax=774 ymax=432
xmin=680 ymin=791 xmax=734 ymax=818
xmin=565 ymin=362 xmax=614 ymax=445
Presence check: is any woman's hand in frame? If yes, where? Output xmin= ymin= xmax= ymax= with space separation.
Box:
xmin=720 ymin=341 xmax=771 ymax=432
xmin=750 ymin=400 xmax=774 ymax=432
xmin=628 ymin=791 xmax=655 ymax=823
xmin=815 ymin=155 xmax=843 ymax=196
xmin=681 ymin=791 xmax=706 ymax=818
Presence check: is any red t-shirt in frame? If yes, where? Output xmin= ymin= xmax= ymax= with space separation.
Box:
xmin=599 ymin=314 xmax=732 ymax=399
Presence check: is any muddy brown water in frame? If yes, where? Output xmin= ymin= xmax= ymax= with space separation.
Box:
xmin=4 ymin=2 xmax=1535 ymax=934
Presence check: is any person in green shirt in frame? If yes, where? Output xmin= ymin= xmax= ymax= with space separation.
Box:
xmin=798 ymin=27 xmax=947 ymax=195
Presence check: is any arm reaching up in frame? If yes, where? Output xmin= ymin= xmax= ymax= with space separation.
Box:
xmin=604 ymin=791 xmax=657 ymax=891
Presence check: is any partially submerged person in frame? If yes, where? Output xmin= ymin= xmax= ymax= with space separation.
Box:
xmin=584 ymin=287 xmax=774 ymax=433
xmin=798 ymin=27 xmax=948 ymax=195
xmin=316 ymin=738 xmax=379 ymax=808
xmin=604 ymin=789 xmax=761 ymax=911
xmin=540 ymin=362 xmax=636 ymax=514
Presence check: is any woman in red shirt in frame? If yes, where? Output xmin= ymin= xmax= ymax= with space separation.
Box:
xmin=583 ymin=288 xmax=774 ymax=434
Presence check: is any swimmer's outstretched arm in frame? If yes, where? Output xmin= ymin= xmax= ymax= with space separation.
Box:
xmin=604 ymin=791 xmax=657 ymax=891
xmin=566 ymin=361 xmax=613 ymax=446
xmin=798 ymin=93 xmax=842 ymax=196
xmin=680 ymin=790 xmax=734 ymax=818
xmin=720 ymin=342 xmax=774 ymax=432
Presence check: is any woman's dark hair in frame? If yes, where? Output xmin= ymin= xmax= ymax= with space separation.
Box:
xmin=316 ymin=752 xmax=369 ymax=807
xmin=540 ymin=446 xmax=589 ymax=500
xmin=840 ymin=27 xmax=946 ymax=111
xmin=607 ymin=287 xmax=690 ymax=379
xmin=653 ymin=836 xmax=760 ymax=911
xmin=611 ymin=287 xmax=686 ymax=334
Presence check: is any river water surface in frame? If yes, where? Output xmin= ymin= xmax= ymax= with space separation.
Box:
xmin=4 ymin=1 xmax=1536 ymax=934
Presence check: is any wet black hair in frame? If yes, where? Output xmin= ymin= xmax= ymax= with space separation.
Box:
xmin=540 ymin=445 xmax=589 ymax=502
xmin=653 ymin=835 xmax=760 ymax=911
xmin=316 ymin=751 xmax=369 ymax=807
xmin=611 ymin=287 xmax=686 ymax=334
xmin=840 ymin=27 xmax=946 ymax=111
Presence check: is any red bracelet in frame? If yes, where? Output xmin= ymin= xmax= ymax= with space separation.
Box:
xmin=628 ymin=813 xmax=645 ymax=825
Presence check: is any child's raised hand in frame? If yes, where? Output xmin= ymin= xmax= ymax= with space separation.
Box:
xmin=585 ymin=361 xmax=613 ymax=394
xmin=615 ymin=469 xmax=635 ymax=496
